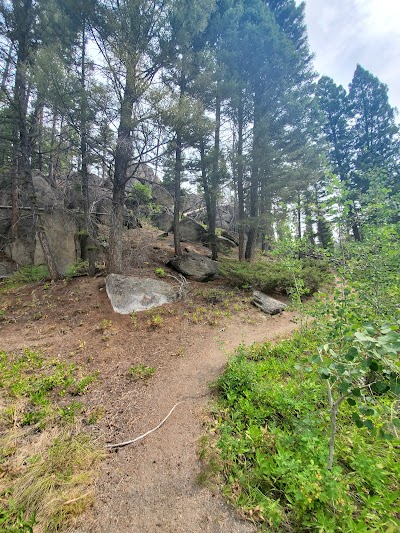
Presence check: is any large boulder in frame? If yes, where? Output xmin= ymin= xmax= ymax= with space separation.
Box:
xmin=126 ymin=163 xmax=160 ymax=184
xmin=253 ymin=291 xmax=287 ymax=315
xmin=106 ymin=274 xmax=177 ymax=314
xmin=152 ymin=211 xmax=174 ymax=232
xmin=0 ymin=260 xmax=16 ymax=279
xmin=168 ymin=252 xmax=217 ymax=282
xmin=33 ymin=172 xmax=63 ymax=208
xmin=217 ymin=235 xmax=237 ymax=251
xmin=179 ymin=217 xmax=207 ymax=243
xmin=151 ymin=184 xmax=174 ymax=210
xmin=221 ymin=230 xmax=239 ymax=246
xmin=34 ymin=208 xmax=78 ymax=275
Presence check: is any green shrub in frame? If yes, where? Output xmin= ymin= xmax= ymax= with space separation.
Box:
xmin=210 ymin=331 xmax=400 ymax=531
xmin=218 ymin=257 xmax=330 ymax=295
xmin=65 ymin=259 xmax=89 ymax=279
xmin=3 ymin=265 xmax=49 ymax=289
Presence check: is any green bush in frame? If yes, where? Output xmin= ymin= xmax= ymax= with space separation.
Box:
xmin=218 ymin=257 xmax=330 ymax=295
xmin=2 ymin=265 xmax=49 ymax=290
xmin=210 ymin=331 xmax=400 ymax=531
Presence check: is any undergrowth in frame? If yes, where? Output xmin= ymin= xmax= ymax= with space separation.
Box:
xmin=218 ymin=256 xmax=331 ymax=295
xmin=206 ymin=223 xmax=400 ymax=531
xmin=207 ymin=330 xmax=399 ymax=531
xmin=1 ymin=265 xmax=49 ymax=291
xmin=0 ymin=349 xmax=103 ymax=531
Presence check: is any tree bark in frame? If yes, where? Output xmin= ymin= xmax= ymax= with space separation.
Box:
xmin=108 ymin=63 xmax=136 ymax=273
xmin=245 ymin=86 xmax=262 ymax=261
xmin=236 ymin=94 xmax=246 ymax=260
xmin=48 ymin=112 xmax=58 ymax=185
xmin=200 ymin=138 xmax=213 ymax=250
xmin=173 ymin=130 xmax=182 ymax=256
xmin=80 ymin=22 xmax=96 ymax=276
xmin=209 ymin=89 xmax=221 ymax=260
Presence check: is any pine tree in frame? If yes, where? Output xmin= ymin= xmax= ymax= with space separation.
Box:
xmin=349 ymin=64 xmax=399 ymax=189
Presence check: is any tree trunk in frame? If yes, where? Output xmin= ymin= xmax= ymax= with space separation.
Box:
xmin=36 ymin=216 xmax=59 ymax=281
xmin=48 ymin=112 xmax=58 ymax=185
xmin=297 ymin=192 xmax=302 ymax=241
xmin=80 ymin=22 xmax=96 ymax=276
xmin=108 ymin=63 xmax=136 ymax=273
xmin=200 ymin=138 xmax=213 ymax=250
xmin=245 ymin=87 xmax=262 ymax=261
xmin=173 ymin=130 xmax=182 ymax=256
xmin=209 ymin=89 xmax=221 ymax=260
xmin=237 ymin=95 xmax=246 ymax=261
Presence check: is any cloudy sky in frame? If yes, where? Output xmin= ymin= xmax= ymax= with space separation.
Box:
xmin=304 ymin=0 xmax=400 ymax=111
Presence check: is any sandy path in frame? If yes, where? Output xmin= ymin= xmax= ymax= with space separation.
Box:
xmin=74 ymin=311 xmax=297 ymax=533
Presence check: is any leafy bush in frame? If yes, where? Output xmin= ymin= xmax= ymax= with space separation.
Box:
xmin=218 ymin=257 xmax=331 ymax=295
xmin=209 ymin=331 xmax=400 ymax=531
xmin=3 ymin=265 xmax=49 ymax=289
xmin=65 ymin=259 xmax=89 ymax=279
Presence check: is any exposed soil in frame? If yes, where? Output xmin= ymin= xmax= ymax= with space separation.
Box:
xmin=0 ymin=237 xmax=298 ymax=532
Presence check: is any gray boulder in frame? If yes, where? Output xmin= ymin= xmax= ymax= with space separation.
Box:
xmin=34 ymin=208 xmax=78 ymax=275
xmin=217 ymin=236 xmax=237 ymax=250
xmin=253 ymin=291 xmax=287 ymax=315
xmin=221 ymin=230 xmax=239 ymax=246
xmin=152 ymin=211 xmax=174 ymax=232
xmin=151 ymin=184 xmax=174 ymax=210
xmin=0 ymin=260 xmax=16 ymax=279
xmin=179 ymin=217 xmax=207 ymax=243
xmin=106 ymin=274 xmax=177 ymax=314
xmin=168 ymin=252 xmax=217 ymax=282
xmin=33 ymin=172 xmax=62 ymax=208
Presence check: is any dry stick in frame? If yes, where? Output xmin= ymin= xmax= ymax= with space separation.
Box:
xmin=105 ymin=401 xmax=186 ymax=449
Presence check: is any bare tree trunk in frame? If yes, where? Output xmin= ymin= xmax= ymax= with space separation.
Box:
xmin=36 ymin=215 xmax=59 ymax=280
xmin=237 ymin=96 xmax=246 ymax=261
xmin=173 ymin=130 xmax=182 ymax=256
xmin=108 ymin=63 xmax=136 ymax=273
xmin=53 ymin=115 xmax=64 ymax=182
xmin=11 ymin=123 xmax=19 ymax=240
xmin=297 ymin=192 xmax=302 ymax=241
xmin=200 ymin=138 xmax=213 ymax=247
xmin=80 ymin=22 xmax=96 ymax=276
xmin=48 ymin=112 xmax=57 ymax=185
xmin=245 ymin=86 xmax=262 ymax=261
xmin=209 ymin=89 xmax=221 ymax=260
xmin=37 ymin=103 xmax=44 ymax=171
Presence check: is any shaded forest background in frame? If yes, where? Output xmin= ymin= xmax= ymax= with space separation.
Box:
xmin=0 ymin=0 xmax=399 ymax=277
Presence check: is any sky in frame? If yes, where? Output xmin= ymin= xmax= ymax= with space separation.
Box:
xmin=303 ymin=0 xmax=400 ymax=112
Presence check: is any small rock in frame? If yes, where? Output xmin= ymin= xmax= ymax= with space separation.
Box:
xmin=253 ymin=291 xmax=287 ymax=315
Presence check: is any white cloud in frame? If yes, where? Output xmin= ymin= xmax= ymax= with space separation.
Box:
xmin=304 ymin=0 xmax=400 ymax=110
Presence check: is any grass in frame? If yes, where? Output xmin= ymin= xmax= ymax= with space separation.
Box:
xmin=128 ymin=364 xmax=155 ymax=383
xmin=205 ymin=330 xmax=400 ymax=532
xmin=183 ymin=288 xmax=252 ymax=326
xmin=0 ymin=349 xmax=103 ymax=531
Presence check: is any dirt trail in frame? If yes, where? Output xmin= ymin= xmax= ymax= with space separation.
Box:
xmin=74 ymin=312 xmax=297 ymax=533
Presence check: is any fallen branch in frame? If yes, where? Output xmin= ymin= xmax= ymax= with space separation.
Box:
xmin=166 ymin=273 xmax=188 ymax=300
xmin=105 ymin=401 xmax=185 ymax=449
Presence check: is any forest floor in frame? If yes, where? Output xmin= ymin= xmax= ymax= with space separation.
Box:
xmin=0 ymin=234 xmax=299 ymax=532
